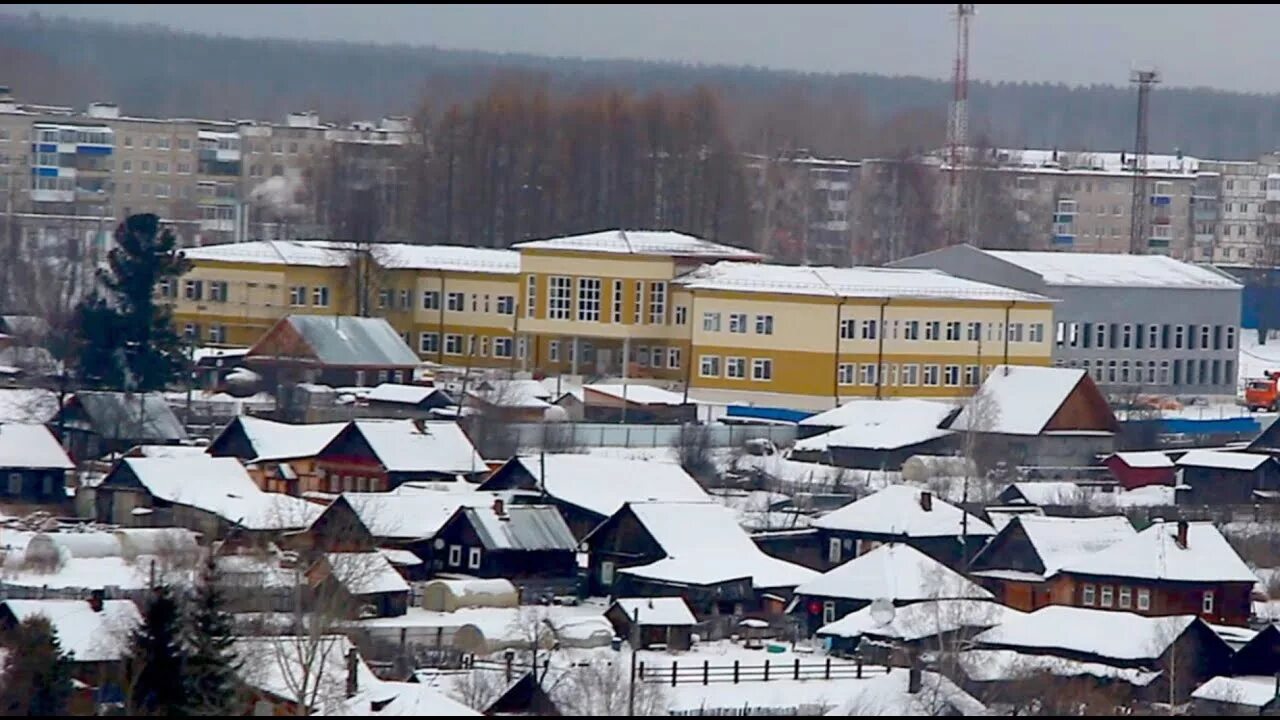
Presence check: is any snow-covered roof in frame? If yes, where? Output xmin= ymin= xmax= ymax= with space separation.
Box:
xmin=991 ymin=148 xmax=1199 ymax=175
xmin=1192 ymin=676 xmax=1280 ymax=708
xmin=468 ymin=379 xmax=552 ymax=409
xmin=515 ymin=229 xmax=761 ymax=260
xmin=958 ymin=649 xmax=1161 ymax=686
xmin=948 ymin=365 xmax=1098 ymax=436
xmin=984 ymin=249 xmax=1240 ymax=289
xmin=2 ymin=599 xmax=141 ymax=663
xmin=583 ymin=384 xmax=690 ymax=406
xmin=360 ymin=681 xmax=482 ymax=716
xmin=184 ymin=239 xmax=352 ymax=267
xmin=322 ymin=552 xmax=410 ymax=595
xmin=796 ymin=543 xmax=991 ymax=602
xmin=677 ymin=261 xmax=1049 ymax=302
xmin=461 ymin=504 xmax=577 ymax=551
xmin=233 ymin=634 xmax=382 ymax=715
xmin=376 ymin=547 xmax=422 ymax=566
xmin=818 ymin=598 xmax=1015 ymax=642
xmin=69 ymin=391 xmax=188 ymax=442
xmin=794 ymin=400 xmax=955 ymax=452
xmin=613 ymin=597 xmax=697 ymax=626
xmin=973 ymin=605 xmax=1200 ymax=661
xmin=1006 ymin=481 xmax=1087 ymax=506
xmin=264 ymin=316 xmax=419 ymax=367
xmin=0 ymin=388 xmax=59 ymax=423
xmin=618 ymin=501 xmax=817 ymax=590
xmin=186 ymin=239 xmax=516 ymax=275
xmin=114 ymin=456 xmax=321 ymax=530
xmin=1176 ymin=449 xmax=1271 ymax=471
xmin=1011 ymin=515 xmax=1136 ymax=575
xmin=373 ymin=243 xmax=519 ymax=275
xmin=499 ymin=454 xmax=709 ymax=518
xmin=1109 ymin=451 xmax=1174 ymax=469
xmin=365 ymin=383 xmax=449 ymax=406
xmin=338 ymin=490 xmax=504 ymax=540
xmin=223 ymin=416 xmax=346 ymax=462
xmin=1058 ymin=520 xmax=1258 ymax=583
xmin=347 ymin=419 xmax=484 ymax=474
xmin=812 ymin=485 xmax=995 ymax=538
xmin=0 ymin=423 xmax=73 ymax=470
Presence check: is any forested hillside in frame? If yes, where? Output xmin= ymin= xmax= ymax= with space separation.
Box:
xmin=4 ymin=12 xmax=1280 ymax=159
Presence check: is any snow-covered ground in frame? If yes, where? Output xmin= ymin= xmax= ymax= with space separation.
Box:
xmin=1240 ymin=327 xmax=1280 ymax=388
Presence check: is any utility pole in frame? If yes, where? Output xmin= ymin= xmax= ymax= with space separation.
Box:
xmin=1129 ymin=69 xmax=1161 ymax=255
xmin=945 ymin=4 xmax=976 ymax=246
xmin=627 ymin=607 xmax=639 ymax=716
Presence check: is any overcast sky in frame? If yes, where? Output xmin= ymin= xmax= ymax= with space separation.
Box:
xmin=11 ymin=4 xmax=1276 ymax=93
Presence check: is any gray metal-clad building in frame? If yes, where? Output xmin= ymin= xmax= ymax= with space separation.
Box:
xmin=891 ymin=244 xmax=1243 ymax=396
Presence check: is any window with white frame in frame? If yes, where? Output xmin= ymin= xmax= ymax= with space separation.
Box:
xmin=496 ymin=295 xmax=515 ymax=315
xmin=1008 ymin=323 xmax=1024 ymax=342
xmin=667 ymin=348 xmax=681 ymax=368
xmin=1137 ymin=588 xmax=1150 ymax=611
xmin=1227 ymin=326 xmax=1237 ymax=350
xmin=755 ymin=314 xmax=774 ymax=335
xmin=289 ymin=286 xmax=307 ymax=306
xmin=208 ymin=325 xmax=227 ymax=344
xmin=828 ymin=538 xmax=841 ymax=564
xmin=1147 ymin=324 xmax=1160 ymax=348
xmin=901 ymin=364 xmax=919 ymax=385
xmin=467 ymin=547 xmax=481 ymax=569
xmin=837 ymin=363 xmax=855 ymax=385
xmin=548 ymin=277 xmax=572 ymax=319
xmin=494 ymin=337 xmax=513 ymax=358
xmin=650 ymin=347 xmax=664 ymax=368
xmin=419 ymin=332 xmax=439 ymax=354
xmin=966 ymin=321 xmax=981 ymax=341
xmin=726 ymin=357 xmax=746 ymax=379
xmin=1082 ymin=584 xmax=1096 ymax=606
xmin=1202 ymin=591 xmax=1214 ymax=614
xmin=548 ymin=340 xmax=560 ymax=362
xmin=702 ymin=312 xmax=721 ymax=332
xmin=699 ymin=355 xmax=721 ymax=377
xmin=822 ymin=601 xmax=836 ymax=625
xmin=839 ymin=319 xmax=856 ymax=339
xmin=1029 ymin=323 xmax=1044 ymax=343
xmin=751 ymin=358 xmax=773 ymax=381
xmin=448 ymin=545 xmax=461 ymax=566
xmin=1100 ymin=585 xmax=1114 ymax=608
xmin=1199 ymin=325 xmax=1211 ymax=349
xmin=378 ymin=288 xmax=392 ymax=309
xmin=612 ymin=280 xmax=623 ymax=323
xmin=674 ymin=306 xmax=687 ymax=325
xmin=649 ymin=281 xmax=667 ymax=324
xmin=184 ymin=279 xmax=204 ymax=301
xmin=861 ymin=320 xmax=877 ymax=340
xmin=729 ymin=313 xmax=748 ymax=333
xmin=444 ymin=334 xmax=463 ymax=355
xmin=945 ymin=321 xmax=961 ymax=341
xmin=636 ymin=346 xmax=648 ymax=368
xmin=1174 ymin=325 xmax=1185 ymax=349
xmin=943 ymin=365 xmax=960 ymax=386
xmin=964 ymin=365 xmax=980 ymax=386
xmin=1119 ymin=586 xmax=1132 ymax=609
xmin=633 ymin=281 xmax=644 ymax=324
xmin=922 ymin=365 xmax=940 ymax=386
xmin=904 ymin=321 xmax=920 ymax=341
xmin=859 ymin=364 xmax=878 ymax=386
xmin=576 ymin=277 xmax=601 ymax=322
xmin=209 ymin=281 xmax=228 ymax=303
xmin=422 ymin=290 xmax=440 ymax=310
xmin=924 ymin=321 xmax=940 ymax=341
xmin=526 ymin=276 xmax=537 ymax=318
xmin=1094 ymin=324 xmax=1107 ymax=348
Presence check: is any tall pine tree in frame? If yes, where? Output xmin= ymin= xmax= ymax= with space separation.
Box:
xmin=0 ymin=615 xmax=74 ymax=716
xmin=184 ymin=554 xmax=241 ymax=714
xmin=74 ymin=213 xmax=190 ymax=391
xmin=126 ymin=585 xmax=189 ymax=716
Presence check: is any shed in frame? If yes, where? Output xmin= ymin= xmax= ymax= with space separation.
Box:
xmin=429 ymin=500 xmax=578 ymax=597
xmin=1104 ymin=451 xmax=1176 ymax=490
xmin=1192 ymin=676 xmax=1280 ymax=715
xmin=52 ymin=391 xmax=188 ymax=462
xmin=421 ymin=578 xmax=518 ymax=612
xmin=793 ymin=399 xmax=957 ymax=470
xmin=364 ymin=383 xmax=455 ymax=413
xmin=0 ymin=422 xmax=74 ymax=501
xmin=246 ymin=314 xmax=420 ymax=388
xmin=581 ymin=384 xmax=696 ymax=423
xmin=606 ymin=597 xmax=697 ymax=651
xmin=306 ymin=551 xmax=410 ymax=618
xmin=1175 ymin=450 xmax=1280 ymax=505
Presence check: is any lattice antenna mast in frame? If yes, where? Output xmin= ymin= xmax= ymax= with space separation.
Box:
xmin=946 ymin=4 xmax=976 ymax=246
xmin=1129 ymin=69 xmax=1160 ymax=254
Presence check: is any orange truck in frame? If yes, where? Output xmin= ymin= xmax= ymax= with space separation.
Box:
xmin=1246 ymin=371 xmax=1280 ymax=411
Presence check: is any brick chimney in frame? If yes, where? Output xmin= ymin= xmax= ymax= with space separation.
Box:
xmin=88 ymin=588 xmax=105 ymax=613
xmin=345 ymin=647 xmax=359 ymax=698
xmin=919 ymin=491 xmax=932 ymax=512
xmin=1176 ymin=520 xmax=1189 ymax=549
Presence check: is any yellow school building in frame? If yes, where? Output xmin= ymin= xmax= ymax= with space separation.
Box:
xmin=174 ymin=231 xmax=1054 ymax=409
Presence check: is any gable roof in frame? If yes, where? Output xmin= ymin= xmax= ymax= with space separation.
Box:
xmin=818 ymin=598 xmax=1018 ymax=642
xmin=1109 ymin=451 xmax=1175 ymax=469
xmin=1002 ymin=481 xmax=1087 ymax=506
xmin=982 ymin=248 xmax=1241 ymax=289
xmin=1192 ymin=676 xmax=1280 ymax=709
xmin=365 ymin=383 xmax=452 ymax=406
xmin=948 ymin=365 xmax=1115 ymax=436
xmin=67 ymin=391 xmax=188 ymax=442
xmin=583 ymin=384 xmax=690 ymax=406
xmin=457 ymin=504 xmax=577 ymax=552
xmin=617 ymin=501 xmax=817 ymax=590
xmin=320 ymin=552 xmax=410 ymax=595
xmin=812 ymin=485 xmax=995 ymax=538
xmin=0 ymin=388 xmax=59 ymax=424
xmin=1176 ymin=449 xmax=1272 ymax=471
xmin=233 ymin=634 xmax=381 ymax=714
xmin=795 ymin=400 xmax=955 ymax=452
xmin=0 ymin=423 xmax=73 ymax=470
xmin=1058 ymin=520 xmax=1257 ymax=583
xmin=972 ymin=515 xmax=1136 ymax=579
xmin=253 ymin=315 xmax=419 ymax=367
xmin=612 ymin=597 xmax=698 ymax=626
xmin=112 ymin=456 xmax=321 ymax=530
xmin=336 ymin=489 xmax=506 ymax=541
xmin=973 ymin=605 xmax=1205 ymax=662
xmin=213 ymin=416 xmax=346 ymax=462
xmin=796 ymin=543 xmax=992 ymax=602
xmin=485 ymin=454 xmax=709 ymax=518
xmin=468 ymin=379 xmax=553 ymax=409
xmin=3 ymin=599 xmax=142 ymax=663
xmin=337 ymin=419 xmax=484 ymax=475
xmin=514 ymin=229 xmax=761 ymax=260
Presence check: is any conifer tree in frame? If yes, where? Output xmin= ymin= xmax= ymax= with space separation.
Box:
xmin=184 ymin=554 xmax=242 ymax=714
xmin=0 ymin=615 xmax=74 ymax=716
xmin=125 ymin=585 xmax=189 ymax=716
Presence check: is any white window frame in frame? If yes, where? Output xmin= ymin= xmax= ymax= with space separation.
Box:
xmin=422 ymin=290 xmax=440 ymax=311
xmin=674 ymin=306 xmax=688 ymax=325
xmin=667 ymin=348 xmax=681 ymax=369
xmin=648 ymin=281 xmax=667 ymax=324
xmin=1100 ymin=585 xmax=1114 ymax=608
xmin=419 ymin=332 xmax=439 ymax=354
xmin=1029 ymin=323 xmax=1044 ymax=343
xmin=1202 ymin=591 xmax=1214 ymax=614
xmin=1008 ymin=323 xmax=1024 ymax=342
xmin=903 ymin=321 xmax=920 ymax=341
xmin=467 ymin=547 xmax=481 ymax=570
xmin=548 ymin=340 xmax=561 ymax=362
xmin=922 ymin=364 xmax=940 ymax=386
xmin=755 ymin=314 xmax=774 ymax=335
xmin=943 ymin=365 xmax=960 ymax=386
xmin=612 ymin=280 xmax=623 ymax=323
xmin=1082 ymin=584 xmax=1096 ymax=606
xmin=861 ymin=320 xmax=877 ymax=340
xmin=702 ymin=312 xmax=721 ymax=332
xmin=576 ymin=277 xmax=602 ymax=322
xmin=945 ymin=321 xmax=961 ymax=341
xmin=837 ymin=362 xmax=855 ymax=385
xmin=312 ymin=286 xmax=330 ymax=307
xmin=1119 ymin=586 xmax=1132 ymax=609
xmin=494 ymin=337 xmax=513 ymax=359
xmin=548 ymin=276 xmax=572 ymax=320
xmin=699 ymin=355 xmax=721 ymax=378
xmin=728 ymin=313 xmax=748 ymax=333
xmin=859 ymin=363 xmax=877 ymax=386
xmin=600 ymin=560 xmax=615 ymax=585
xmin=924 ymin=320 xmax=940 ymax=341
xmin=448 ymin=545 xmax=462 ymax=567
xmin=633 ymin=281 xmax=644 ymax=324
xmin=966 ymin=321 xmax=981 ymax=341
xmin=496 ymin=295 xmax=515 ymax=315
xmin=839 ymin=318 xmax=856 ymax=340
xmin=650 ymin=346 xmax=663 ymax=368
xmin=751 ymin=358 xmax=773 ymax=381
xmin=901 ymin=364 xmax=919 ymax=386
xmin=444 ymin=334 xmax=463 ymax=355
xmin=964 ymin=365 xmax=980 ymax=386
xmin=209 ymin=324 xmax=227 ymax=344
xmin=827 ymin=538 xmax=841 ymax=564
xmin=822 ymin=601 xmax=836 ymax=625
xmin=526 ymin=276 xmax=537 ymax=318
xmin=1137 ymin=588 xmax=1151 ymax=611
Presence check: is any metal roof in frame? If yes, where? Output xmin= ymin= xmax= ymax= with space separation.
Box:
xmin=282 ymin=315 xmax=419 ymax=367
xmin=70 ymin=391 xmax=188 ymax=441
xmin=464 ymin=505 xmax=576 ymax=552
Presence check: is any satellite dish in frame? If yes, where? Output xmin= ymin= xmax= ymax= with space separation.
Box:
xmin=433 ymin=538 xmax=445 ymax=550
xmin=869 ymin=598 xmax=896 ymax=626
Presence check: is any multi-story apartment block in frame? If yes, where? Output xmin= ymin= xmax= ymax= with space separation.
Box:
xmin=1193 ymin=160 xmax=1269 ymax=265
xmin=744 ymin=150 xmax=859 ymax=266
xmin=176 ymin=230 xmax=1055 ymax=409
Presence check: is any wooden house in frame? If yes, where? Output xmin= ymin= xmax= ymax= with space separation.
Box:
xmin=1192 ymin=676 xmax=1280 ymax=716
xmin=816 ymin=598 xmax=1018 ymax=660
xmin=305 ymin=552 xmax=410 ymax=618
xmin=791 ymin=399 xmax=957 ymax=471
xmin=1104 ymin=451 xmax=1176 ymax=490
xmin=1049 ymin=520 xmax=1257 ymax=627
xmin=478 ymin=454 xmax=709 ymax=540
xmin=311 ymin=419 xmax=486 ymax=492
xmin=791 ymin=543 xmax=992 ymax=636
xmin=1174 ymin=450 xmax=1280 ymax=505
xmin=52 ymin=391 xmax=188 ymax=462
xmin=363 ymin=383 xmax=455 ymax=417
xmin=429 ymin=499 xmax=578 ymax=597
xmin=606 ymin=597 xmax=697 ymax=651
xmin=580 ymin=384 xmax=696 ymax=424
xmin=942 ymin=365 xmax=1118 ymax=468
xmin=0 ymin=422 xmax=73 ymax=502
xmin=483 ymin=671 xmax=562 ymax=716
xmin=205 ymin=415 xmax=345 ymax=494
xmin=583 ymin=501 xmax=815 ymax=617
xmin=811 ymin=485 xmax=995 ymax=571
xmin=465 ymin=379 xmax=556 ymax=423
xmin=246 ymin=314 xmax=420 ymax=389
xmin=967 ymin=515 xmax=1136 ymax=611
